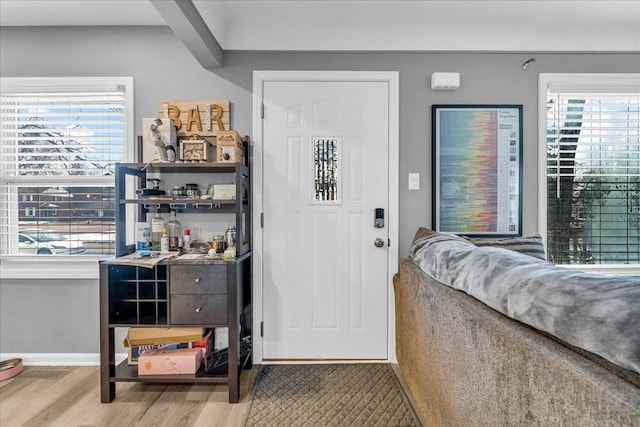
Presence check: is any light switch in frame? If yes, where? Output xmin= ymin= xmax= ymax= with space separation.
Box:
xmin=408 ymin=173 xmax=420 ymax=190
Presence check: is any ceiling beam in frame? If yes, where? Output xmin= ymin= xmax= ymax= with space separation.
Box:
xmin=149 ymin=0 xmax=223 ymax=69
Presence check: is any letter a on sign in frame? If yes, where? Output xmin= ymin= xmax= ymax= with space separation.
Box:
xmin=186 ymin=105 xmax=203 ymax=132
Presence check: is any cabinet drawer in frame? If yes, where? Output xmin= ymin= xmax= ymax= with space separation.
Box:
xmin=170 ymin=265 xmax=227 ymax=295
xmin=170 ymin=294 xmax=227 ymax=325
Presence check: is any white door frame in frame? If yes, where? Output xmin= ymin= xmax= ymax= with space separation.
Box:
xmin=252 ymin=70 xmax=399 ymax=364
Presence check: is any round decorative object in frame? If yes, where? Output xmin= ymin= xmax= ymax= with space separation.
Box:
xmin=0 ymin=358 xmax=23 ymax=381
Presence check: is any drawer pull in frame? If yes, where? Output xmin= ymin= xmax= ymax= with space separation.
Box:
xmin=195 ymin=306 xmax=202 ymax=313
xmin=195 ymin=278 xmax=201 ymax=283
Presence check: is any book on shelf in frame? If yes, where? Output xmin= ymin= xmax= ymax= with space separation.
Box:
xmin=124 ymin=327 xmax=212 ymax=365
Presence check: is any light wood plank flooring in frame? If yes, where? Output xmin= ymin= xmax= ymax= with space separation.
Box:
xmin=0 ymin=366 xmax=257 ymax=427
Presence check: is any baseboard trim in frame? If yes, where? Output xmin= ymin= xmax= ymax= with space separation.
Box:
xmin=261 ymin=359 xmax=389 ymax=364
xmin=0 ymin=353 xmax=128 ymax=366
xmin=391 ymin=363 xmax=427 ymax=427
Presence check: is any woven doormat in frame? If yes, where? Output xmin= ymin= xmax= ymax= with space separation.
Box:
xmin=244 ymin=364 xmax=420 ymax=426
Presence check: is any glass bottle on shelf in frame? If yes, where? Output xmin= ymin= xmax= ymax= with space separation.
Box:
xmin=150 ymin=212 xmax=166 ymax=251
xmin=183 ymin=229 xmax=191 ymax=251
xmin=166 ymin=211 xmax=182 ymax=251
xmin=160 ymin=228 xmax=170 ymax=254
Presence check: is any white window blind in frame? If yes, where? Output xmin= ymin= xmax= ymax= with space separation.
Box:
xmin=0 ymin=77 xmax=133 ymax=258
xmin=543 ymin=75 xmax=640 ymax=267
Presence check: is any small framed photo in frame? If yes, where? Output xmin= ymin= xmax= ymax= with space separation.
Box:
xmin=179 ymin=140 xmax=211 ymax=162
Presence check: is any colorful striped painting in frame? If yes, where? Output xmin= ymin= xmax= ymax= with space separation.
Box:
xmin=434 ymin=106 xmax=522 ymax=235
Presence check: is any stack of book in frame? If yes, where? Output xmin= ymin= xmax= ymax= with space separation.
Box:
xmin=123 ymin=327 xmax=217 ymax=375
xmin=123 ymin=327 xmax=212 ymax=365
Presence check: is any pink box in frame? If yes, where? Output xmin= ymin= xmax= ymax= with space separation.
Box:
xmin=138 ymin=347 xmax=203 ymax=375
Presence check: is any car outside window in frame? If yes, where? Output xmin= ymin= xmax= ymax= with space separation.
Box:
xmin=0 ymin=77 xmax=133 ymax=279
xmin=0 ymin=77 xmax=133 ymax=260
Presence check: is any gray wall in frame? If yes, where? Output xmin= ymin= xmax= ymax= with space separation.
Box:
xmin=1 ymin=26 xmax=638 ymax=355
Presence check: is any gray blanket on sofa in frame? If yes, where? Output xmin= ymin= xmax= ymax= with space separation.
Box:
xmin=410 ymin=230 xmax=640 ymax=375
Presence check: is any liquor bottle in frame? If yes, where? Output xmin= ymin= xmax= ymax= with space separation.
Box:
xmin=183 ymin=229 xmax=191 ymax=251
xmin=166 ymin=211 xmax=182 ymax=250
xmin=160 ymin=228 xmax=169 ymax=254
xmin=150 ymin=212 xmax=166 ymax=251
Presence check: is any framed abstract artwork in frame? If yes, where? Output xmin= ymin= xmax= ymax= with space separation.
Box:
xmin=432 ymin=105 xmax=523 ymax=236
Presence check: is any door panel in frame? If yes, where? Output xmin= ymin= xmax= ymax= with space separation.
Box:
xmin=262 ymin=80 xmax=389 ymax=359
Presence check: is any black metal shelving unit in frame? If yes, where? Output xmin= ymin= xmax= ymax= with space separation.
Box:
xmin=100 ymin=160 xmax=252 ymax=404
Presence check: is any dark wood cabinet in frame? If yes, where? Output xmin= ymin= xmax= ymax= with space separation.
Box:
xmin=106 ymin=264 xmax=168 ymax=325
xmin=170 ymin=295 xmax=228 ymax=324
xmin=170 ymin=265 xmax=227 ymax=294
xmin=99 ymin=162 xmax=251 ymax=404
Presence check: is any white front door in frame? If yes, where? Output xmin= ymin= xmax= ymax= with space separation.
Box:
xmin=260 ymin=76 xmax=393 ymax=360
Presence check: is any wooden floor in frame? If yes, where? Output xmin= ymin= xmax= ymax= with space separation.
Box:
xmin=0 ymin=365 xmax=258 ymax=427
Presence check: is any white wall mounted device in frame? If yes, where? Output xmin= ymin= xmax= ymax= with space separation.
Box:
xmin=431 ymin=72 xmax=460 ymax=90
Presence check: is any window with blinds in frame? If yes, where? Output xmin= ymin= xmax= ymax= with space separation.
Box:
xmin=0 ymin=77 xmax=133 ymax=257
xmin=543 ymin=75 xmax=639 ymax=267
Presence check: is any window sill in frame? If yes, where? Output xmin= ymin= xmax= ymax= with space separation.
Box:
xmin=0 ymin=255 xmax=106 ymax=280
xmin=560 ymin=263 xmax=640 ymax=276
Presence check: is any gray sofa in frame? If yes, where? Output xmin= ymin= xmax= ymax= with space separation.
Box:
xmin=394 ymin=230 xmax=640 ymax=426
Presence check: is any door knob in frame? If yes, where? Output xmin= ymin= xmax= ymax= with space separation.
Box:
xmin=374 ymin=238 xmax=385 ymax=248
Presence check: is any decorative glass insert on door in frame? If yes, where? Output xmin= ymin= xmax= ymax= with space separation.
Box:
xmin=312 ymin=137 xmax=341 ymax=204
